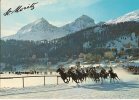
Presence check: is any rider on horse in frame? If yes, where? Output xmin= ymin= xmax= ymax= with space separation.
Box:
xmin=60 ymin=66 xmax=65 ymax=73
xmin=101 ymin=68 xmax=106 ymax=74
xmin=109 ymin=67 xmax=114 ymax=73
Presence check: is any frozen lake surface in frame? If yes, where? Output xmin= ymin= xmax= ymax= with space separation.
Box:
xmin=0 ymin=68 xmax=139 ymax=99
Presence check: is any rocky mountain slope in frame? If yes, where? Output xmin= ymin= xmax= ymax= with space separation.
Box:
xmin=3 ymin=15 xmax=95 ymax=41
xmin=107 ymin=10 xmax=139 ymax=24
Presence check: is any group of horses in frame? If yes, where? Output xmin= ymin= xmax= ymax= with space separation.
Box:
xmin=57 ymin=67 xmax=120 ymax=84
xmin=127 ymin=66 xmax=139 ymax=74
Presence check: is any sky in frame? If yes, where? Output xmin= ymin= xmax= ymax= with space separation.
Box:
xmin=1 ymin=0 xmax=139 ymax=37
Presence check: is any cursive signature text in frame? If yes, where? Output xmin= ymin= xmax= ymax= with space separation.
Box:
xmin=3 ymin=2 xmax=38 ymax=16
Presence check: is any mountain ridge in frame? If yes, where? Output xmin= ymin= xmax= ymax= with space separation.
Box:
xmin=3 ymin=15 xmax=95 ymax=41
xmin=106 ymin=9 xmax=139 ymax=24
xmin=3 ymin=9 xmax=139 ymax=41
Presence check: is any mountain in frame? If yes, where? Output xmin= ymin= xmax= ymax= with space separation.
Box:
xmin=47 ymin=21 xmax=139 ymax=58
xmin=1 ymin=10 xmax=139 ymax=66
xmin=4 ymin=18 xmax=68 ymax=41
xmin=107 ymin=10 xmax=139 ymax=24
xmin=3 ymin=15 xmax=95 ymax=41
xmin=1 ymin=20 xmax=139 ymax=66
xmin=61 ymin=15 xmax=95 ymax=33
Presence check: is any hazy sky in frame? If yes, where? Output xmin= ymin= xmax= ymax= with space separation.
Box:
xmin=1 ymin=0 xmax=139 ymax=37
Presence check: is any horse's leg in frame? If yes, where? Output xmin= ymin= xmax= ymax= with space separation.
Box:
xmin=116 ymin=75 xmax=120 ymax=80
xmin=77 ymin=82 xmax=80 ymax=87
xmin=80 ymin=78 xmax=82 ymax=83
xmin=101 ymin=77 xmax=103 ymax=84
xmin=69 ymin=77 xmax=70 ymax=82
xmin=113 ymin=78 xmax=115 ymax=83
xmin=63 ymin=79 xmax=67 ymax=83
xmin=110 ymin=78 xmax=112 ymax=83
xmin=64 ymin=79 xmax=68 ymax=83
xmin=85 ymin=76 xmax=87 ymax=82
xmin=114 ymin=77 xmax=119 ymax=83
xmin=82 ymin=77 xmax=84 ymax=83
xmin=72 ymin=79 xmax=74 ymax=83
xmin=115 ymin=78 xmax=120 ymax=83
xmin=98 ymin=78 xmax=100 ymax=83
xmin=117 ymin=77 xmax=120 ymax=80
xmin=112 ymin=78 xmax=115 ymax=83
xmin=67 ymin=79 xmax=69 ymax=83
xmin=94 ymin=78 xmax=96 ymax=83
xmin=95 ymin=78 xmax=97 ymax=83
xmin=75 ymin=79 xmax=79 ymax=83
xmin=82 ymin=76 xmax=84 ymax=83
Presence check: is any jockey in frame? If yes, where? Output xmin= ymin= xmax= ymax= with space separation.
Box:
xmin=76 ymin=67 xmax=81 ymax=74
xmin=60 ymin=66 xmax=65 ymax=73
xmin=109 ymin=67 xmax=114 ymax=73
xmin=101 ymin=68 xmax=106 ymax=74
xmin=81 ymin=68 xmax=86 ymax=74
xmin=93 ymin=67 xmax=97 ymax=72
xmin=70 ymin=67 xmax=76 ymax=73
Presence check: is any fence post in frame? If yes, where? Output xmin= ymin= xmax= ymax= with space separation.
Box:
xmin=22 ymin=77 xmax=24 ymax=88
xmin=0 ymin=73 xmax=1 ymax=88
xmin=44 ymin=76 xmax=45 ymax=86
xmin=57 ymin=76 xmax=59 ymax=85
xmin=0 ymin=79 xmax=1 ymax=88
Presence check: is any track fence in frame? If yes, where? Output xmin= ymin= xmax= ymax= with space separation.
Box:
xmin=0 ymin=75 xmax=61 ymax=88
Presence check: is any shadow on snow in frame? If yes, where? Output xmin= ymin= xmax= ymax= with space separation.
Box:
xmin=79 ymin=82 xmax=139 ymax=91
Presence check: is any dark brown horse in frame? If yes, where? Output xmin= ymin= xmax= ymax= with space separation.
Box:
xmin=68 ymin=68 xmax=82 ymax=83
xmin=88 ymin=67 xmax=100 ymax=83
xmin=99 ymin=68 xmax=109 ymax=83
xmin=56 ymin=68 xmax=70 ymax=83
xmin=76 ymin=69 xmax=85 ymax=83
xmin=108 ymin=70 xmax=120 ymax=83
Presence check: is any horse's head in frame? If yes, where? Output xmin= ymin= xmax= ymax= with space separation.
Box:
xmin=56 ymin=68 xmax=61 ymax=73
xmin=57 ymin=68 xmax=65 ymax=74
xmin=67 ymin=69 xmax=71 ymax=75
xmin=68 ymin=68 xmax=75 ymax=75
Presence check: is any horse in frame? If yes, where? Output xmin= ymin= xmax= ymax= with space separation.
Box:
xmin=92 ymin=70 xmax=100 ymax=83
xmin=67 ymin=68 xmax=80 ymax=84
xmin=88 ymin=67 xmax=100 ymax=83
xmin=99 ymin=69 xmax=109 ymax=84
xmin=87 ymin=67 xmax=94 ymax=80
xmin=81 ymin=68 xmax=88 ymax=82
xmin=56 ymin=68 xmax=70 ymax=83
xmin=76 ymin=68 xmax=85 ymax=83
xmin=108 ymin=70 xmax=120 ymax=83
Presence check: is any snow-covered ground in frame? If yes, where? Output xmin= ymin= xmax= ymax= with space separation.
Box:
xmin=105 ymin=33 xmax=138 ymax=51
xmin=0 ymin=68 xmax=139 ymax=99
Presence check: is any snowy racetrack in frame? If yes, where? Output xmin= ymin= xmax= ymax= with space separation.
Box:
xmin=0 ymin=68 xmax=139 ymax=99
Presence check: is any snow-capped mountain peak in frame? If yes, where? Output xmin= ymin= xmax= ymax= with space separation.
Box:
xmin=107 ymin=9 xmax=139 ymax=24
xmin=4 ymin=15 xmax=96 ymax=41
xmin=61 ymin=15 xmax=95 ymax=33
xmin=75 ymin=15 xmax=94 ymax=22
xmin=34 ymin=17 xmax=49 ymax=25
xmin=16 ymin=17 xmax=55 ymax=35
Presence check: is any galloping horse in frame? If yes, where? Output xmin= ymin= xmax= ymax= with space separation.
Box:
xmin=99 ymin=68 xmax=109 ymax=83
xmin=88 ymin=67 xmax=100 ymax=83
xmin=56 ymin=68 xmax=70 ymax=83
xmin=108 ymin=69 xmax=120 ymax=83
xmin=67 ymin=68 xmax=80 ymax=83
xmin=76 ymin=68 xmax=85 ymax=83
